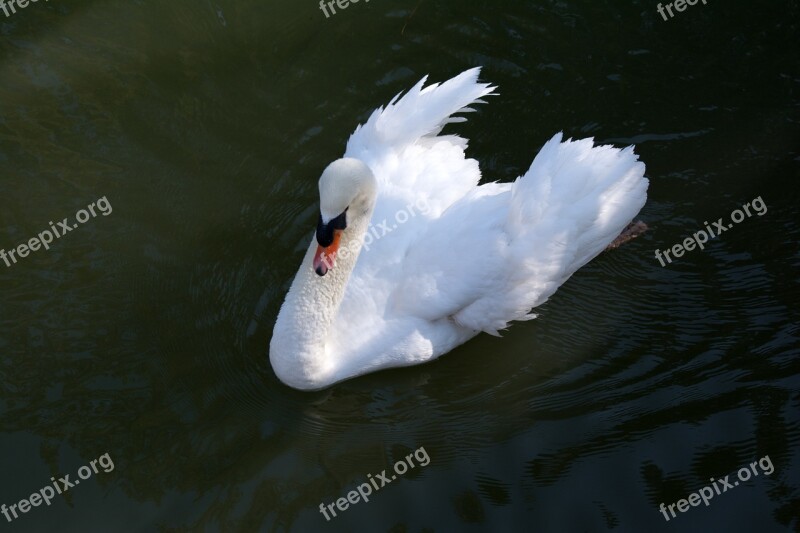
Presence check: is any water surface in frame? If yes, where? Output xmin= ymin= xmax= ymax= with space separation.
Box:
xmin=1 ymin=0 xmax=798 ymax=531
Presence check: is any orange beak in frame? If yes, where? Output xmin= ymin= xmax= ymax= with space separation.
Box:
xmin=313 ymin=229 xmax=342 ymax=276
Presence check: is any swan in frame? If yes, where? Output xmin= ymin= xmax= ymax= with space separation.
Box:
xmin=269 ymin=67 xmax=648 ymax=391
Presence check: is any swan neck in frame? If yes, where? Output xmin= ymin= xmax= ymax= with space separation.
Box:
xmin=270 ymin=205 xmax=373 ymax=388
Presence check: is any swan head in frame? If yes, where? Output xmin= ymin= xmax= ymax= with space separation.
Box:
xmin=314 ymin=158 xmax=376 ymax=276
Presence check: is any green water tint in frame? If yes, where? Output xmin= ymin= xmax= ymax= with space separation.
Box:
xmin=0 ymin=0 xmax=797 ymax=531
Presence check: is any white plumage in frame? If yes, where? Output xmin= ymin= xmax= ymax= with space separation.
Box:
xmin=270 ymin=67 xmax=648 ymax=390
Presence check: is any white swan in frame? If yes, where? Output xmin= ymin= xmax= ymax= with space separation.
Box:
xmin=270 ymin=68 xmax=648 ymax=391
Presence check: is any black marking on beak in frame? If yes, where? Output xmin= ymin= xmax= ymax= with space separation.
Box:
xmin=316 ymin=208 xmax=347 ymax=247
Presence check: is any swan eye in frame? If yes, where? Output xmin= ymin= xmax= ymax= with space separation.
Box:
xmin=316 ymin=209 xmax=347 ymax=247
xmin=331 ymin=208 xmax=348 ymax=230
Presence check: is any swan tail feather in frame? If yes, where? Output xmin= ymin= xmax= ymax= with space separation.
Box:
xmin=505 ymin=132 xmax=648 ymax=313
xmin=453 ymin=133 xmax=648 ymax=332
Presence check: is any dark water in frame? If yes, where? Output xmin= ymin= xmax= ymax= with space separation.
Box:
xmin=1 ymin=0 xmax=799 ymax=531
